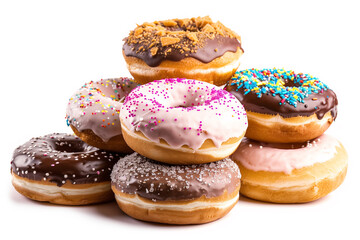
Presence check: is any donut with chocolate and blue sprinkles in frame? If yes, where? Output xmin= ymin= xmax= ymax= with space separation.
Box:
xmin=225 ymin=68 xmax=338 ymax=143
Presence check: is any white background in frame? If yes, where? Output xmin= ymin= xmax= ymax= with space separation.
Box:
xmin=1 ymin=0 xmax=359 ymax=239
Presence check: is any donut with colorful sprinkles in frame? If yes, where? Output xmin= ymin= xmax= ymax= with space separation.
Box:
xmin=120 ymin=78 xmax=248 ymax=165
xmin=225 ymin=68 xmax=338 ymax=143
xmin=66 ymin=78 xmax=138 ymax=152
xmin=11 ymin=133 xmax=124 ymax=205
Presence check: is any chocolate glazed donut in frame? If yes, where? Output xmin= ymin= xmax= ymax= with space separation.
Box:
xmin=111 ymin=153 xmax=241 ymax=225
xmin=122 ymin=16 xmax=244 ymax=86
xmin=11 ymin=133 xmax=124 ymax=205
xmin=225 ymin=69 xmax=338 ymax=143
xmin=226 ymin=79 xmax=338 ymax=120
xmin=123 ymin=34 xmax=242 ymax=68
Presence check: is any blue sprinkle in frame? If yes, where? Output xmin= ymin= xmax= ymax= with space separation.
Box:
xmin=229 ymin=68 xmax=329 ymax=108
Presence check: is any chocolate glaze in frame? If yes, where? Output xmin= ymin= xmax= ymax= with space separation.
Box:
xmin=111 ymin=153 xmax=240 ymax=201
xmin=11 ymin=133 xmax=124 ymax=187
xmin=123 ymin=35 xmax=242 ymax=67
xmin=225 ymin=82 xmax=338 ymax=120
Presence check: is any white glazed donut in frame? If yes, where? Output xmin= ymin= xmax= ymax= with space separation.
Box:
xmin=66 ymin=78 xmax=138 ymax=152
xmin=120 ymin=78 xmax=248 ymax=164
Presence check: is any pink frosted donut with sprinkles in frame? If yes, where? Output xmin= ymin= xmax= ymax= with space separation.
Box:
xmin=66 ymin=78 xmax=138 ymax=152
xmin=120 ymin=78 xmax=248 ymax=165
xmin=225 ymin=68 xmax=338 ymax=143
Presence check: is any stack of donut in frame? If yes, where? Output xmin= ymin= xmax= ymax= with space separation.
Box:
xmin=10 ymin=16 xmax=249 ymax=224
xmin=225 ymin=68 xmax=348 ymax=203
xmin=10 ymin=16 xmax=347 ymax=226
xmin=112 ymin=78 xmax=248 ymax=224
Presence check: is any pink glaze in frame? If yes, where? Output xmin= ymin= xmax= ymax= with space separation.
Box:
xmin=66 ymin=78 xmax=138 ymax=142
xmin=232 ymin=134 xmax=340 ymax=174
xmin=120 ymin=78 xmax=248 ymax=150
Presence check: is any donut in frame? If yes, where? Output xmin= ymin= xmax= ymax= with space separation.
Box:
xmin=120 ymin=78 xmax=248 ymax=165
xmin=66 ymin=77 xmax=138 ymax=152
xmin=11 ymin=133 xmax=123 ymax=205
xmin=225 ymin=68 xmax=338 ymax=143
xmin=230 ymin=135 xmax=348 ymax=203
xmin=122 ymin=16 xmax=243 ymax=86
xmin=111 ymin=152 xmax=240 ymax=225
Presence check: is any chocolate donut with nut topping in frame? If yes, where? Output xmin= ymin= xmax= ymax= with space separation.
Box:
xmin=123 ymin=16 xmax=244 ymax=86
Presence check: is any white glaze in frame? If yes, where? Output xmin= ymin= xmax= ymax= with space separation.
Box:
xmin=120 ymin=78 xmax=248 ymax=150
xmin=66 ymin=78 xmax=138 ymax=142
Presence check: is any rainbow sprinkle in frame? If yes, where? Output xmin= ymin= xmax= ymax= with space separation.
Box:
xmin=229 ymin=68 xmax=329 ymax=107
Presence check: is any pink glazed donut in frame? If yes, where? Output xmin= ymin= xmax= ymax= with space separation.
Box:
xmin=231 ymin=134 xmax=348 ymax=203
xmin=120 ymin=78 xmax=248 ymax=165
xmin=66 ymin=78 xmax=138 ymax=152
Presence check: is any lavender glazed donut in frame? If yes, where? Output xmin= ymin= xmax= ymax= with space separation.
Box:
xmin=230 ymin=134 xmax=348 ymax=203
xmin=66 ymin=78 xmax=138 ymax=152
xmin=120 ymin=78 xmax=248 ymax=165
xmin=111 ymin=152 xmax=241 ymax=224
xmin=11 ymin=133 xmax=123 ymax=205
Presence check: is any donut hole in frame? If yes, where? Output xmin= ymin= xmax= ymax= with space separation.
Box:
xmin=170 ymin=87 xmax=226 ymax=109
xmin=49 ymin=140 xmax=96 ymax=153
xmin=283 ymin=79 xmax=300 ymax=88
xmin=172 ymin=96 xmax=206 ymax=109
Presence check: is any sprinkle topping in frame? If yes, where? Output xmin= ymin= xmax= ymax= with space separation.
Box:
xmin=66 ymin=78 xmax=138 ymax=141
xmin=229 ymin=68 xmax=329 ymax=108
xmin=11 ymin=133 xmax=123 ymax=186
xmin=120 ymin=78 xmax=248 ymax=150
xmin=111 ymin=152 xmax=241 ymax=201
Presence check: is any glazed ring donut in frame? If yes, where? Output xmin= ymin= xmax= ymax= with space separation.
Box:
xmin=123 ymin=16 xmax=243 ymax=86
xmin=120 ymin=78 xmax=248 ymax=165
xmin=230 ymin=135 xmax=348 ymax=203
xmin=66 ymin=78 xmax=138 ymax=152
xmin=225 ymin=68 xmax=338 ymax=143
xmin=111 ymin=153 xmax=240 ymax=225
xmin=11 ymin=133 xmax=123 ymax=205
